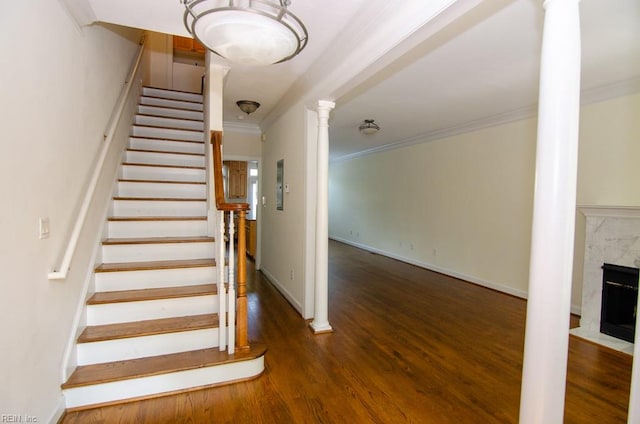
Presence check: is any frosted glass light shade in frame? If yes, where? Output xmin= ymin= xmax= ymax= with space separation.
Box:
xmin=196 ymin=12 xmax=297 ymax=66
xmin=183 ymin=0 xmax=308 ymax=66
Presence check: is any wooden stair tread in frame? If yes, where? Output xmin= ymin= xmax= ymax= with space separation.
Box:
xmin=62 ymin=343 xmax=266 ymax=389
xmin=95 ymin=258 xmax=215 ymax=273
xmin=102 ymin=236 xmax=214 ymax=245
xmin=126 ymin=148 xmax=204 ymax=157
xmin=122 ymin=162 xmax=205 ymax=170
xmin=87 ymin=284 xmax=217 ymax=305
xmin=134 ymin=124 xmax=203 ymax=134
xmin=113 ymin=196 xmax=206 ymax=201
xmin=77 ymin=313 xmax=218 ymax=344
xmin=129 ymin=136 xmax=203 ymax=144
xmin=108 ymin=216 xmax=206 ymax=222
xmin=118 ymin=179 xmax=205 ymax=185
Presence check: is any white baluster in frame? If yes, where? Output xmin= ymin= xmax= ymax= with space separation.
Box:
xmin=228 ymin=211 xmax=236 ymax=354
xmin=217 ymin=210 xmax=226 ymax=351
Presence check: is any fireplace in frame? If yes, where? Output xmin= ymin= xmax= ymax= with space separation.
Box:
xmin=569 ymin=205 xmax=640 ymax=354
xmin=600 ymin=263 xmax=638 ymax=343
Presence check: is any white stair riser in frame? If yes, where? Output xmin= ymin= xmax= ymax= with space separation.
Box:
xmin=118 ymin=181 xmax=206 ymax=198
xmin=129 ymin=137 xmax=205 ymax=155
xmin=129 ymin=137 xmax=205 ymax=154
xmin=125 ymin=150 xmax=204 ymax=168
xmin=132 ymin=126 xmax=204 ymax=142
xmin=135 ymin=115 xmax=204 ymax=131
xmin=77 ymin=327 xmax=218 ymax=366
xmin=102 ymin=241 xmax=214 ymax=263
xmin=121 ymin=165 xmax=205 ymax=182
xmin=142 ymin=87 xmax=202 ymax=103
xmin=140 ymin=96 xmax=203 ymax=112
xmin=112 ymin=200 xmax=206 ymax=217
xmin=87 ymin=295 xmax=218 ymax=326
xmin=95 ymin=266 xmax=215 ymax=292
xmin=138 ymin=105 xmax=203 ymax=121
xmin=63 ymin=356 xmax=264 ymax=409
xmin=107 ymin=219 xmax=207 ymax=238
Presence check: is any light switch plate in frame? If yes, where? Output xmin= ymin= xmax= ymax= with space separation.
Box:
xmin=39 ymin=217 xmax=50 ymax=239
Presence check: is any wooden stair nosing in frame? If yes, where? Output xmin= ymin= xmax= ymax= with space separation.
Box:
xmin=129 ymin=136 xmax=204 ymax=145
xmin=95 ymin=258 xmax=215 ymax=273
xmin=107 ymin=216 xmax=207 ymax=222
xmin=133 ymin=124 xmax=204 ymax=134
xmin=112 ymin=196 xmax=206 ymax=202
xmin=118 ymin=178 xmax=206 ymax=185
xmin=136 ymin=113 xmax=203 ymax=123
xmin=62 ymin=343 xmax=266 ymax=389
xmin=102 ymin=236 xmax=214 ymax=246
xmin=77 ymin=313 xmax=219 ymax=344
xmin=126 ymin=148 xmax=205 ymax=157
xmin=122 ymin=162 xmax=205 ymax=170
xmin=87 ymin=284 xmax=217 ymax=305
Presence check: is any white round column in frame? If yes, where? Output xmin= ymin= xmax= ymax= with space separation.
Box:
xmin=310 ymin=100 xmax=335 ymax=334
xmin=519 ymin=0 xmax=581 ymax=423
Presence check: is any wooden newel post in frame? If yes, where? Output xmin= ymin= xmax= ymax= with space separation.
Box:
xmin=236 ymin=209 xmax=249 ymax=350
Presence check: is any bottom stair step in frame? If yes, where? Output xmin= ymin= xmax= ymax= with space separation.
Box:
xmin=62 ymin=344 xmax=267 ymax=409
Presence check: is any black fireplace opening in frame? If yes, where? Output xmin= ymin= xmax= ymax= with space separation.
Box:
xmin=600 ymin=263 xmax=638 ymax=343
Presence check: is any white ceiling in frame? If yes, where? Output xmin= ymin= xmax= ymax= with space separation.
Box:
xmin=68 ymin=0 xmax=640 ymax=160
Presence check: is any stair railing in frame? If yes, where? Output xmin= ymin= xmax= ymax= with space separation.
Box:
xmin=48 ymin=35 xmax=146 ymax=280
xmin=211 ymin=130 xmax=250 ymax=353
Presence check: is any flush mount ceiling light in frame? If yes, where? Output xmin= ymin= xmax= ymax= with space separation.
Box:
xmin=359 ymin=119 xmax=380 ymax=135
xmin=236 ymin=100 xmax=260 ymax=115
xmin=182 ymin=0 xmax=308 ymax=66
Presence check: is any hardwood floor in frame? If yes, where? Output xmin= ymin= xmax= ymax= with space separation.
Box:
xmin=61 ymin=240 xmax=633 ymax=423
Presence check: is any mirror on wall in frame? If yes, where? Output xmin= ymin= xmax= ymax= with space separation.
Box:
xmin=276 ymin=159 xmax=284 ymax=211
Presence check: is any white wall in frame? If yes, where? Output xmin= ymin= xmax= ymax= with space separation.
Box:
xmin=261 ymin=103 xmax=311 ymax=315
xmin=329 ymin=92 xmax=640 ymax=312
xmin=330 ymin=118 xmax=537 ymax=298
xmin=223 ymin=129 xmax=262 ymax=159
xmin=172 ymin=62 xmax=204 ymax=94
xmin=0 ymin=1 xmax=142 ymax=420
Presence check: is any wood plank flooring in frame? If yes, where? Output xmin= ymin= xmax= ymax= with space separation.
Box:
xmin=61 ymin=240 xmax=633 ymax=423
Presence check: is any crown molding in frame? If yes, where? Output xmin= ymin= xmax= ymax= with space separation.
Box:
xmin=580 ymin=76 xmax=640 ymax=106
xmin=331 ymin=76 xmax=640 ymax=164
xmin=223 ymin=121 xmax=262 ymax=135
xmin=331 ymin=104 xmax=537 ymax=163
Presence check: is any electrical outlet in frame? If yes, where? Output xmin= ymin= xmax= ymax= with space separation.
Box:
xmin=39 ymin=217 xmax=50 ymax=239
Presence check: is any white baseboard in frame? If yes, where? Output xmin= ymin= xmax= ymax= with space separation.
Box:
xmin=329 ymin=236 xmax=582 ymax=316
xmin=48 ymin=396 xmax=66 ymax=424
xmin=259 ymin=267 xmax=304 ymax=317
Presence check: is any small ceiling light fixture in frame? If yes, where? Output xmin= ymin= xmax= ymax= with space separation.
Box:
xmin=182 ymin=0 xmax=308 ymax=66
xmin=236 ymin=100 xmax=261 ymax=115
xmin=359 ymin=119 xmax=380 ymax=135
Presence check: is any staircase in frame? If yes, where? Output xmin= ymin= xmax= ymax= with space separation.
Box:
xmin=62 ymin=87 xmax=265 ymax=410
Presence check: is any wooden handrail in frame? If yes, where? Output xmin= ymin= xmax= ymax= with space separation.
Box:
xmin=211 ymin=130 xmax=250 ymax=351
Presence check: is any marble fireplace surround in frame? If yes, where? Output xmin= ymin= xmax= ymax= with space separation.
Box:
xmin=570 ymin=205 xmax=640 ymax=355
